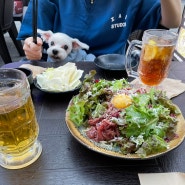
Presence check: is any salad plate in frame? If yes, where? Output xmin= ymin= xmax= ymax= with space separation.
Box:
xmin=65 ymin=71 xmax=185 ymax=159
xmin=66 ymin=110 xmax=185 ymax=160
xmin=66 ymin=111 xmax=185 ymax=159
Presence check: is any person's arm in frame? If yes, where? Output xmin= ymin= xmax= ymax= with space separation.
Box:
xmin=160 ymin=0 xmax=182 ymax=28
xmin=18 ymin=0 xmax=55 ymax=61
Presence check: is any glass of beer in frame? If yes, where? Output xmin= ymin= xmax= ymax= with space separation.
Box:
xmin=125 ymin=29 xmax=178 ymax=86
xmin=0 ymin=68 xmax=42 ymax=169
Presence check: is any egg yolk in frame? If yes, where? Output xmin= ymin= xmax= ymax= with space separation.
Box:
xmin=111 ymin=94 xmax=132 ymax=109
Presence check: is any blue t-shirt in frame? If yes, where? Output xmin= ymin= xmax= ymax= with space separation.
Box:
xmin=18 ymin=0 xmax=161 ymax=56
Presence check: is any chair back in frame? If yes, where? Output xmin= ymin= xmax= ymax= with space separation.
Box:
xmin=0 ymin=0 xmax=14 ymax=32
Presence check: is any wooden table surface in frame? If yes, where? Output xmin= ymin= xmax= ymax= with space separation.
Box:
xmin=1 ymin=60 xmax=185 ymax=185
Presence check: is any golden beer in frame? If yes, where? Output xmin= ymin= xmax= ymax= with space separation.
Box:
xmin=0 ymin=96 xmax=38 ymax=154
xmin=0 ymin=69 xmax=42 ymax=169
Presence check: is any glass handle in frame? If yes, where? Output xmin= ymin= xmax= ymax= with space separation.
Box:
xmin=125 ymin=40 xmax=142 ymax=78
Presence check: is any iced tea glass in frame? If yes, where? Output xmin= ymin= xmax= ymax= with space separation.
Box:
xmin=125 ymin=29 xmax=178 ymax=86
xmin=0 ymin=68 xmax=42 ymax=169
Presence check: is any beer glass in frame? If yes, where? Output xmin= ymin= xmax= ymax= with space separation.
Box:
xmin=0 ymin=68 xmax=42 ymax=169
xmin=125 ymin=29 xmax=178 ymax=86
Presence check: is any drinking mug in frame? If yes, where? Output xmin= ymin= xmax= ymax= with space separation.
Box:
xmin=0 ymin=68 xmax=42 ymax=169
xmin=125 ymin=29 xmax=178 ymax=86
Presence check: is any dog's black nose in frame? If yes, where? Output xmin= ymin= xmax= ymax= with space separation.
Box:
xmin=52 ymin=49 xmax=58 ymax=55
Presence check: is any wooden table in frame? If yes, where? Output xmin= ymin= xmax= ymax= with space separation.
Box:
xmin=1 ymin=60 xmax=185 ymax=185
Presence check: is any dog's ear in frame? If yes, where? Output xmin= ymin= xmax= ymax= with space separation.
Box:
xmin=37 ymin=29 xmax=53 ymax=42
xmin=71 ymin=39 xmax=89 ymax=50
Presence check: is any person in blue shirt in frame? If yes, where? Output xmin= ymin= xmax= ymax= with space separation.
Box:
xmin=18 ymin=0 xmax=182 ymax=61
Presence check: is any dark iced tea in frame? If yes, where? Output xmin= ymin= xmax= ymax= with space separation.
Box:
xmin=138 ymin=40 xmax=175 ymax=86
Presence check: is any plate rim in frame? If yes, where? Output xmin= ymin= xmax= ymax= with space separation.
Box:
xmin=65 ymin=102 xmax=185 ymax=160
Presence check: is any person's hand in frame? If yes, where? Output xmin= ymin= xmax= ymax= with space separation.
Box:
xmin=23 ymin=37 xmax=43 ymax=60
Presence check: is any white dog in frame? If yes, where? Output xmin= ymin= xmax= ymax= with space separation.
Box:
xmin=37 ymin=29 xmax=95 ymax=62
